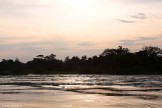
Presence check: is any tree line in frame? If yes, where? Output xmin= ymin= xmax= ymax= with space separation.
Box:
xmin=0 ymin=46 xmax=162 ymax=75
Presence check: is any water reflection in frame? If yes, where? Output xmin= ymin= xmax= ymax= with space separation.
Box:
xmin=0 ymin=75 xmax=162 ymax=108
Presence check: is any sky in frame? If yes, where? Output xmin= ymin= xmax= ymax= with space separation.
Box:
xmin=0 ymin=0 xmax=162 ymax=62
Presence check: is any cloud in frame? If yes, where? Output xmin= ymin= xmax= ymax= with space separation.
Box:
xmin=117 ymin=19 xmax=136 ymax=23
xmin=0 ymin=0 xmax=47 ymax=17
xmin=112 ymin=0 xmax=162 ymax=4
xmin=131 ymin=13 xmax=147 ymax=20
xmin=119 ymin=36 xmax=157 ymax=46
xmin=78 ymin=42 xmax=96 ymax=46
xmin=0 ymin=36 xmax=69 ymax=51
xmin=139 ymin=37 xmax=156 ymax=41
xmin=117 ymin=12 xmax=147 ymax=24
xmin=119 ymin=40 xmax=135 ymax=46
xmin=151 ymin=14 xmax=162 ymax=19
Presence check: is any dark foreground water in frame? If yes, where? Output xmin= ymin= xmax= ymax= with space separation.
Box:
xmin=0 ymin=75 xmax=162 ymax=108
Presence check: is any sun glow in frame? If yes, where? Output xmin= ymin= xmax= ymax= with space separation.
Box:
xmin=61 ymin=0 xmax=98 ymax=17
xmin=66 ymin=0 xmax=96 ymax=7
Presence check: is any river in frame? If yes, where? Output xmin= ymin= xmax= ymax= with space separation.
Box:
xmin=0 ymin=75 xmax=162 ymax=108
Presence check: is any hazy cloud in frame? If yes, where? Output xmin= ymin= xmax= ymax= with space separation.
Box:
xmin=117 ymin=12 xmax=147 ymax=24
xmin=0 ymin=36 xmax=69 ymax=51
xmin=119 ymin=40 xmax=135 ymax=46
xmin=112 ymin=0 xmax=162 ymax=4
xmin=119 ymin=36 xmax=157 ymax=46
xmin=117 ymin=19 xmax=136 ymax=23
xmin=78 ymin=42 xmax=96 ymax=46
xmin=0 ymin=0 xmax=47 ymax=17
xmin=131 ymin=13 xmax=147 ymax=20
xmin=139 ymin=37 xmax=156 ymax=41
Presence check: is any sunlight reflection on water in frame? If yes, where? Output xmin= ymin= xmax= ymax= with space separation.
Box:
xmin=0 ymin=75 xmax=162 ymax=108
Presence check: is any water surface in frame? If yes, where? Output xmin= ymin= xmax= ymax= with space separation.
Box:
xmin=0 ymin=75 xmax=162 ymax=108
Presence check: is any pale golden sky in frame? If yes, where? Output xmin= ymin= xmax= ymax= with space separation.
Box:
xmin=0 ymin=0 xmax=162 ymax=62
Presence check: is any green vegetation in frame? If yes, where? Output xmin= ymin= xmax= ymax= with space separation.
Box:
xmin=0 ymin=46 xmax=162 ymax=75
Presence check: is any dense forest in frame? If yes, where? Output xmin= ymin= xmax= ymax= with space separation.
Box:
xmin=0 ymin=46 xmax=162 ymax=75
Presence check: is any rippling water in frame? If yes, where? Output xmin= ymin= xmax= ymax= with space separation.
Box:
xmin=0 ymin=75 xmax=162 ymax=108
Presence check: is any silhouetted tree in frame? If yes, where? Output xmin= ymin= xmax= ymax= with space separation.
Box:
xmin=36 ymin=55 xmax=44 ymax=59
xmin=101 ymin=46 xmax=130 ymax=56
xmin=45 ymin=54 xmax=56 ymax=61
xmin=0 ymin=46 xmax=162 ymax=75
xmin=64 ymin=56 xmax=70 ymax=63
xmin=141 ymin=46 xmax=162 ymax=57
